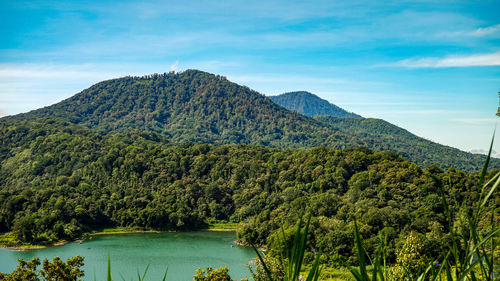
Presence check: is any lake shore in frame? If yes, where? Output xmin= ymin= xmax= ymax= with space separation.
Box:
xmin=0 ymin=223 xmax=239 ymax=250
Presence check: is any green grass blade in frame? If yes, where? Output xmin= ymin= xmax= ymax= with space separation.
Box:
xmin=139 ymin=264 xmax=149 ymax=281
xmin=341 ymin=259 xmax=364 ymax=281
xmin=107 ymin=255 xmax=113 ymax=281
xmin=479 ymin=131 xmax=494 ymax=186
xmin=445 ymin=261 xmax=453 ymax=281
xmin=430 ymin=252 xmax=450 ymax=281
xmin=467 ymin=227 xmax=500 ymax=261
xmin=479 ymin=172 xmax=500 ymax=210
xmin=353 ymin=219 xmax=370 ymax=281
xmin=293 ymin=215 xmax=311 ymax=281
xmin=252 ymin=245 xmax=274 ymax=281
xmin=161 ymin=267 xmax=168 ymax=281
xmin=305 ymin=249 xmax=322 ymax=281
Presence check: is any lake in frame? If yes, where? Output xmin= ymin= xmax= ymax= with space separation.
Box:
xmin=0 ymin=231 xmax=256 ymax=281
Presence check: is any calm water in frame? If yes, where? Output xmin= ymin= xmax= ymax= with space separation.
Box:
xmin=0 ymin=232 xmax=256 ymax=281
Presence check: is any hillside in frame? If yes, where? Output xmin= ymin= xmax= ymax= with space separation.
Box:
xmin=314 ymin=116 xmax=477 ymax=169
xmin=269 ymin=91 xmax=361 ymax=118
xmin=7 ymin=70 xmax=337 ymax=149
xmin=0 ymin=118 xmax=490 ymax=264
xmin=5 ymin=69 xmax=495 ymax=171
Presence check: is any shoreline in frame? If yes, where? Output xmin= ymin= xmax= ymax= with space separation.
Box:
xmin=0 ymin=240 xmax=69 ymax=251
xmin=0 ymin=224 xmax=239 ymax=251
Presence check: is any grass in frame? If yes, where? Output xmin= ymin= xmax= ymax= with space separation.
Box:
xmin=0 ymin=232 xmax=60 ymax=249
xmin=317 ymin=266 xmax=356 ymax=281
xmin=90 ymin=226 xmax=161 ymax=235
xmin=253 ymin=134 xmax=498 ymax=281
xmin=344 ymin=134 xmax=499 ymax=281
xmin=206 ymin=222 xmax=239 ymax=231
xmin=253 ymin=215 xmax=323 ymax=281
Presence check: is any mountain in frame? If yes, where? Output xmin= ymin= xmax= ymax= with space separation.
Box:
xmin=314 ymin=116 xmax=467 ymax=169
xmin=269 ymin=91 xmax=361 ymax=118
xmin=5 ymin=69 xmax=495 ymax=171
xmin=268 ymin=91 xmax=499 ymax=170
xmin=8 ymin=70 xmax=336 ymax=149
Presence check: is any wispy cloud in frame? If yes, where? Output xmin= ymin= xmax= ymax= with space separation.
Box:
xmin=470 ymin=24 xmax=500 ymax=36
xmin=170 ymin=61 xmax=179 ymax=72
xmin=393 ymin=51 xmax=500 ymax=68
xmin=453 ymin=117 xmax=499 ymax=125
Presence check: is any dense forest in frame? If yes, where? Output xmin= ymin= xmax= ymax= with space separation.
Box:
xmin=0 ymin=118 xmax=497 ymax=267
xmin=269 ymin=91 xmax=361 ymax=118
xmin=6 ymin=70 xmax=496 ymax=172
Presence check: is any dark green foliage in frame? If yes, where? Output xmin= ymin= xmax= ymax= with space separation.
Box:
xmin=344 ymin=137 xmax=499 ymax=281
xmin=313 ymin=116 xmax=494 ymax=171
xmin=0 ymin=118 xmax=497 ymax=266
xmin=251 ymin=215 xmax=322 ymax=281
xmin=193 ymin=266 xmax=241 ymax=281
xmin=269 ymin=91 xmax=361 ymax=118
xmin=0 ymin=256 xmax=84 ymax=281
xmin=4 ymin=70 xmax=495 ymax=171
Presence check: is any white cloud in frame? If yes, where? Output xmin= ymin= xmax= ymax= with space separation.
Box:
xmin=470 ymin=24 xmax=500 ymax=37
xmin=438 ymin=23 xmax=500 ymax=38
xmin=170 ymin=61 xmax=179 ymax=72
xmin=393 ymin=51 xmax=500 ymax=68
xmin=0 ymin=109 xmax=7 ymax=117
xmin=453 ymin=117 xmax=499 ymax=125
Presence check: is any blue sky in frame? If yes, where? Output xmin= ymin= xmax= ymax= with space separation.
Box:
xmin=1 ymin=0 xmax=499 ymax=154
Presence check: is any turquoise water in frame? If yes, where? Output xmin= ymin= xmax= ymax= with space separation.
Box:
xmin=0 ymin=232 xmax=256 ymax=281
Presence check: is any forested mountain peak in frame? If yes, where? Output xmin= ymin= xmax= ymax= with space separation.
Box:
xmin=7 ymin=69 xmax=331 ymax=148
xmin=269 ymin=91 xmax=361 ymax=118
xmin=4 ymin=69 xmax=497 ymax=171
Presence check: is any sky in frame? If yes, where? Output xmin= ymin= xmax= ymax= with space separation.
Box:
xmin=1 ymin=0 xmax=499 ymax=153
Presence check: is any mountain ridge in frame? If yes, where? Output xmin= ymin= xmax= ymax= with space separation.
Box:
xmin=4 ymin=69 xmax=496 ymax=171
xmin=269 ymin=91 xmax=361 ymax=118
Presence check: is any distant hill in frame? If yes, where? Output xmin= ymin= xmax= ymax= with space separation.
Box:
xmin=5 ymin=69 xmax=495 ymax=171
xmin=269 ymin=91 xmax=361 ymax=118
xmin=313 ymin=116 xmax=473 ymax=169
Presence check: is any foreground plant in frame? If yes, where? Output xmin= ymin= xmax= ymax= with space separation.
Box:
xmin=345 ymin=135 xmax=499 ymax=281
xmin=0 ymin=256 xmax=84 ymax=281
xmin=251 ymin=215 xmax=322 ymax=281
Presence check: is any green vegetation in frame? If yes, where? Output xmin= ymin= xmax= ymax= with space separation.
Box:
xmin=0 ymin=70 xmax=498 ymax=280
xmin=343 ymin=142 xmax=499 ymax=281
xmin=313 ymin=116 xmax=483 ymax=171
xmin=207 ymin=222 xmax=239 ymax=231
xmin=194 ymin=266 xmax=244 ymax=281
xmin=0 ymin=117 xmax=497 ymax=270
xmin=251 ymin=215 xmax=322 ymax=281
xmin=269 ymin=91 xmax=361 ymax=118
xmin=5 ymin=70 xmax=496 ymax=171
xmin=0 ymin=256 xmax=84 ymax=281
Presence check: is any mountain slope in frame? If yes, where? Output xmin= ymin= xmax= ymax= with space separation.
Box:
xmin=9 ymin=70 xmax=339 ymax=148
xmin=270 ymin=90 xmax=497 ymax=170
xmin=6 ymin=70 xmax=495 ymax=171
xmin=269 ymin=91 xmax=361 ymax=118
xmin=314 ymin=116 xmax=474 ymax=169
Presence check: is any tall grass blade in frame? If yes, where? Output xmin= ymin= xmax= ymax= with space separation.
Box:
xmin=353 ymin=219 xmax=370 ymax=281
xmin=479 ymin=173 xmax=500 ymax=210
xmin=139 ymin=264 xmax=150 ymax=281
xmin=305 ymin=248 xmax=322 ymax=281
xmin=107 ymin=255 xmax=112 ymax=281
xmin=293 ymin=215 xmax=311 ymax=280
xmin=479 ymin=131 xmax=494 ymax=186
xmin=161 ymin=267 xmax=168 ymax=281
xmin=252 ymin=245 xmax=274 ymax=281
